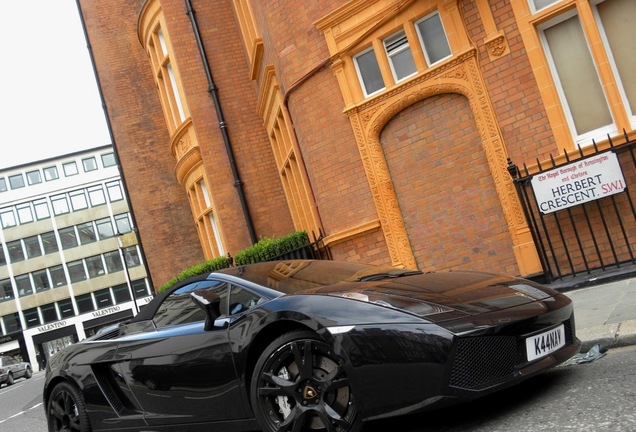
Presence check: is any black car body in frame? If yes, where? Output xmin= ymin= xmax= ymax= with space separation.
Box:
xmin=43 ymin=260 xmax=581 ymax=432
xmin=0 ymin=355 xmax=33 ymax=386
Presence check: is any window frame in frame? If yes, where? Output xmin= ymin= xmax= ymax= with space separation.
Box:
xmin=59 ymin=226 xmax=79 ymax=250
xmin=69 ymin=190 xmax=89 ymax=211
xmin=7 ymin=240 xmax=25 ymax=263
xmin=43 ymin=166 xmax=59 ymax=181
xmin=101 ymin=152 xmax=117 ymax=167
xmin=538 ymin=9 xmax=617 ymax=144
xmin=77 ymin=222 xmax=97 ymax=245
xmin=33 ymin=198 xmax=51 ymax=220
xmin=15 ymin=274 xmax=34 ymax=297
xmin=67 ymin=260 xmax=87 ymax=284
xmin=24 ymin=235 xmax=42 ymax=259
xmin=8 ymin=174 xmax=25 ymax=190
xmin=26 ymin=170 xmax=42 ymax=185
xmin=529 ymin=0 xmax=563 ymax=14
xmin=41 ymin=231 xmax=59 ymax=254
xmin=414 ymin=11 xmax=452 ymax=67
xmin=63 ymin=161 xmax=79 ymax=177
xmin=353 ymin=46 xmax=386 ymax=98
xmin=383 ymin=29 xmax=418 ymax=83
xmin=16 ymin=202 xmax=34 ymax=224
xmin=106 ymin=181 xmax=124 ymax=202
xmin=88 ymin=185 xmax=107 ymax=207
xmin=592 ymin=0 xmax=636 ymax=128
xmin=51 ymin=194 xmax=70 ymax=216
xmin=49 ymin=265 xmax=68 ymax=288
xmin=0 ymin=279 xmax=14 ymax=302
xmin=0 ymin=208 xmax=16 ymax=228
xmin=96 ymin=217 xmax=115 ymax=239
xmin=82 ymin=157 xmax=98 ymax=172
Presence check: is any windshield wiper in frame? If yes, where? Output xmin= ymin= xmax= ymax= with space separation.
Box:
xmin=356 ymin=270 xmax=423 ymax=282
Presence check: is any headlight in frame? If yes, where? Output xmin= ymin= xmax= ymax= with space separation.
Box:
xmin=333 ymin=291 xmax=454 ymax=317
xmin=510 ymin=283 xmax=554 ymax=301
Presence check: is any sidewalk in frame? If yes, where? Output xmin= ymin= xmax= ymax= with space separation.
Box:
xmin=547 ymin=268 xmax=636 ymax=352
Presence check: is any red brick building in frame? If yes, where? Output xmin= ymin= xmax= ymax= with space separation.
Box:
xmin=77 ymin=0 xmax=636 ymax=289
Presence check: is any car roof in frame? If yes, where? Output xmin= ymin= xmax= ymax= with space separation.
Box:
xmin=128 ymin=260 xmax=392 ymax=323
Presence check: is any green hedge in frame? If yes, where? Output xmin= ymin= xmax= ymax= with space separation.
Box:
xmin=157 ymin=231 xmax=310 ymax=293
xmin=233 ymin=231 xmax=310 ymax=265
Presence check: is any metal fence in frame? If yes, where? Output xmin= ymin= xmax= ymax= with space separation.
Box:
xmin=508 ymin=133 xmax=636 ymax=283
xmin=268 ymin=229 xmax=332 ymax=262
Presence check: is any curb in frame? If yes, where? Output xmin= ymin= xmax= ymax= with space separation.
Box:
xmin=577 ymin=318 xmax=636 ymax=352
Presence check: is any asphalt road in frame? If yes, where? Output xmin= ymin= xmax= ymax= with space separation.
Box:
xmin=2 ymin=346 xmax=635 ymax=431
xmin=364 ymin=345 xmax=636 ymax=432
xmin=0 ymin=370 xmax=47 ymax=432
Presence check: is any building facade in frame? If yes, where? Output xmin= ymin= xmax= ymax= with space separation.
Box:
xmin=77 ymin=0 xmax=636 ymax=287
xmin=0 ymin=147 xmax=152 ymax=370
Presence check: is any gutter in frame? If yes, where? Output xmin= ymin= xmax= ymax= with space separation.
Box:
xmin=185 ymin=0 xmax=258 ymax=245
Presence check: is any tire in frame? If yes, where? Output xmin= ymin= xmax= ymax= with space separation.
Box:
xmin=250 ymin=330 xmax=360 ymax=432
xmin=7 ymin=373 xmax=14 ymax=386
xmin=47 ymin=381 xmax=92 ymax=432
xmin=25 ymin=366 xmax=33 ymax=379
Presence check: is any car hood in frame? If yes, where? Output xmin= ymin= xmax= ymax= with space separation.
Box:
xmin=301 ymin=270 xmax=558 ymax=322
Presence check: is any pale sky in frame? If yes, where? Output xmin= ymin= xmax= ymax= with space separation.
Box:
xmin=0 ymin=0 xmax=111 ymax=170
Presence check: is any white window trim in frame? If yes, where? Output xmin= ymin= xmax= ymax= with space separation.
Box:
xmin=591 ymin=0 xmax=636 ymax=129
xmin=414 ymin=11 xmax=452 ymax=67
xmin=353 ymin=46 xmax=386 ymax=98
xmin=383 ymin=30 xmax=417 ymax=83
xmin=528 ymin=0 xmax=563 ymax=14
xmin=538 ymin=10 xmax=617 ymax=146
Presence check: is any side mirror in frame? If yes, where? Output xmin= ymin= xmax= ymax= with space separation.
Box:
xmin=191 ymin=290 xmax=226 ymax=331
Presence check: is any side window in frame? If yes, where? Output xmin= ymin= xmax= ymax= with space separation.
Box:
xmin=153 ymin=280 xmax=229 ymax=329
xmin=229 ymin=285 xmax=266 ymax=315
xmin=384 ymin=29 xmax=417 ymax=82
xmin=354 ymin=47 xmax=385 ymax=97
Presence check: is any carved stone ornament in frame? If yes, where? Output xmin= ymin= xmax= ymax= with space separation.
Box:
xmin=485 ymin=33 xmax=508 ymax=59
xmin=347 ymin=48 xmax=527 ymax=269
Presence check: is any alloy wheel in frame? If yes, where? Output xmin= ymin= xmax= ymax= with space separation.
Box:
xmin=252 ymin=331 xmax=359 ymax=432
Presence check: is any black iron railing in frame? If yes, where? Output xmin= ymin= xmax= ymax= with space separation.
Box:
xmin=508 ymin=132 xmax=636 ymax=282
xmin=268 ymin=229 xmax=332 ymax=262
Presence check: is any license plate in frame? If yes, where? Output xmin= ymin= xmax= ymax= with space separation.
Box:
xmin=525 ymin=324 xmax=565 ymax=361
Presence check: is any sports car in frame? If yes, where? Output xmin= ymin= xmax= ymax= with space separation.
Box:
xmin=43 ymin=259 xmax=580 ymax=432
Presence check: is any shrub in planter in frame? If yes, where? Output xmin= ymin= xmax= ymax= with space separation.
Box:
xmin=157 ymin=231 xmax=310 ymax=293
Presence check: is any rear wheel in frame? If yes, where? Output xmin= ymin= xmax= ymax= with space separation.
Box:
xmin=250 ymin=330 xmax=360 ymax=432
xmin=6 ymin=373 xmax=14 ymax=386
xmin=47 ymin=381 xmax=92 ymax=432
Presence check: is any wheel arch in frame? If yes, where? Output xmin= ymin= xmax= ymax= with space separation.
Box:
xmin=243 ymin=319 xmax=315 ymax=405
xmin=43 ymin=375 xmax=80 ymax=408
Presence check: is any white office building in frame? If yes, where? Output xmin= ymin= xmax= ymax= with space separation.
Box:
xmin=0 ymin=145 xmax=151 ymax=371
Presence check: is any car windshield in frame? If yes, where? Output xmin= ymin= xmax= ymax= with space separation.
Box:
xmin=220 ymin=260 xmax=408 ymax=294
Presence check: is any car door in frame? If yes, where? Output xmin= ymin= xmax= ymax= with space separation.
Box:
xmin=5 ymin=357 xmax=20 ymax=377
xmin=114 ymin=279 xmax=250 ymax=426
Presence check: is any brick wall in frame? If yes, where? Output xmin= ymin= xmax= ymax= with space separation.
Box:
xmin=463 ymin=0 xmax=557 ymax=163
xmin=79 ymin=0 xmax=206 ymax=289
xmin=381 ymin=93 xmax=519 ymax=275
xmin=159 ymin=0 xmax=295 ymax=248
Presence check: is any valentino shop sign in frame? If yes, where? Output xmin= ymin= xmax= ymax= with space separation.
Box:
xmin=531 ymin=152 xmax=626 ymax=214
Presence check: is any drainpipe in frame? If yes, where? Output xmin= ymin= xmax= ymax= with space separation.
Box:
xmin=75 ymin=0 xmax=155 ymax=292
xmin=185 ymin=0 xmax=258 ymax=245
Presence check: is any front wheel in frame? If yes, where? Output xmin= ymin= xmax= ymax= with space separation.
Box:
xmin=250 ymin=330 xmax=360 ymax=432
xmin=25 ymin=366 xmax=33 ymax=379
xmin=47 ymin=381 xmax=92 ymax=432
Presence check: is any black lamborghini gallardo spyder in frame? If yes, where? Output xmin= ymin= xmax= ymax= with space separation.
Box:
xmin=44 ymin=259 xmax=580 ymax=432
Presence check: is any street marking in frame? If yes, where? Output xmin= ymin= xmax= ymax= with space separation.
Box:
xmin=0 ymin=402 xmax=43 ymax=424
